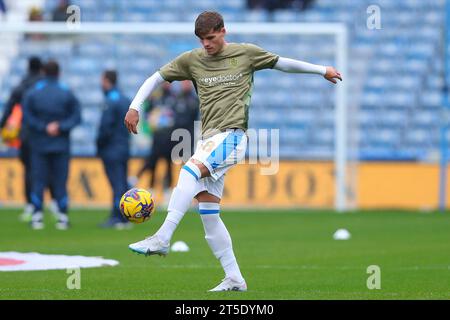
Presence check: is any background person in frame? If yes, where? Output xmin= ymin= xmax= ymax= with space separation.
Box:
xmin=22 ymin=60 xmax=81 ymax=230
xmin=97 ymin=70 xmax=132 ymax=229
xmin=129 ymin=80 xmax=198 ymax=205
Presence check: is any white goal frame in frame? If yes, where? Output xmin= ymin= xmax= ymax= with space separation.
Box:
xmin=1 ymin=22 xmax=349 ymax=211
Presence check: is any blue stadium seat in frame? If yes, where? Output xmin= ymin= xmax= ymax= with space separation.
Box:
xmin=0 ymin=0 xmax=445 ymax=159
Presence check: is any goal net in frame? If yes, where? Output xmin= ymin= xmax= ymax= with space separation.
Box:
xmin=0 ymin=22 xmax=353 ymax=211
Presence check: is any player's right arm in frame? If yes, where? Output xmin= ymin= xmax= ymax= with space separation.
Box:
xmin=124 ymin=72 xmax=164 ymax=134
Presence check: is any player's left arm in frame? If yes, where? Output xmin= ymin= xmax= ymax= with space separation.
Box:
xmin=0 ymin=87 xmax=20 ymax=129
xmin=96 ymin=101 xmax=116 ymax=149
xmin=273 ymin=57 xmax=342 ymax=84
xmin=59 ymin=92 xmax=81 ymax=133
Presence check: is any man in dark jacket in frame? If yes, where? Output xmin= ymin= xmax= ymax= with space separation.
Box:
xmin=22 ymin=60 xmax=81 ymax=230
xmin=1 ymin=56 xmax=42 ymax=221
xmin=129 ymin=81 xmax=198 ymax=203
xmin=97 ymin=70 xmax=131 ymax=229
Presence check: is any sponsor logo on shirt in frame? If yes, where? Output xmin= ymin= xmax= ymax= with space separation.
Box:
xmin=199 ymin=73 xmax=243 ymax=87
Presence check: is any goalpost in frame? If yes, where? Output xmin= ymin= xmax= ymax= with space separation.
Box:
xmin=0 ymin=22 xmax=350 ymax=211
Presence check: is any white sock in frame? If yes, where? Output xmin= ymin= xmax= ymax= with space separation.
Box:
xmin=199 ymin=202 xmax=245 ymax=283
xmin=155 ymin=162 xmax=201 ymax=244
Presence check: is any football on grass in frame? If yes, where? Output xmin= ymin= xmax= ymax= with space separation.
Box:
xmin=119 ymin=188 xmax=155 ymax=224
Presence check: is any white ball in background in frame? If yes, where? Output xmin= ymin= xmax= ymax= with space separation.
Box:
xmin=333 ymin=228 xmax=351 ymax=240
xmin=171 ymin=241 xmax=190 ymax=252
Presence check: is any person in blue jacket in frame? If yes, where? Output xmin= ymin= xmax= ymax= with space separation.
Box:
xmin=1 ymin=56 xmax=43 ymax=220
xmin=22 ymin=60 xmax=81 ymax=230
xmin=97 ymin=70 xmax=131 ymax=229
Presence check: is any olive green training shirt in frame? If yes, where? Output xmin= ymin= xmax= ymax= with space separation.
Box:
xmin=159 ymin=43 xmax=279 ymax=136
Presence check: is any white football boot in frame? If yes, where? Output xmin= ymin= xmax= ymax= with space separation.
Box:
xmin=128 ymin=235 xmax=170 ymax=256
xmin=208 ymin=278 xmax=247 ymax=292
xmin=19 ymin=203 xmax=34 ymax=222
xmin=55 ymin=213 xmax=70 ymax=230
xmin=31 ymin=211 xmax=44 ymax=230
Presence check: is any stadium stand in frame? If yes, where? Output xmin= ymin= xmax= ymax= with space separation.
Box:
xmin=0 ymin=0 xmax=446 ymax=160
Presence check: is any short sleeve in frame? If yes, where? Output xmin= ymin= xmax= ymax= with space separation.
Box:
xmin=159 ymin=51 xmax=192 ymax=82
xmin=245 ymin=43 xmax=279 ymax=71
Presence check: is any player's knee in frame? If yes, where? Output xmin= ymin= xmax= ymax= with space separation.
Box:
xmin=188 ymin=159 xmax=210 ymax=178
xmin=179 ymin=161 xmax=200 ymax=181
xmin=195 ymin=191 xmax=221 ymax=203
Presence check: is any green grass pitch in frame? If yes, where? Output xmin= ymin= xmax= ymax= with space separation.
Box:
xmin=0 ymin=207 xmax=449 ymax=299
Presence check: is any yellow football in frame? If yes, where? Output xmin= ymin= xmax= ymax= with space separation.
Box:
xmin=119 ymin=188 xmax=155 ymax=224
